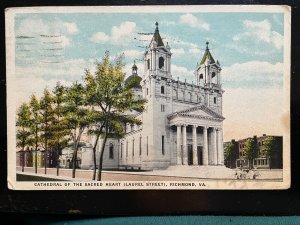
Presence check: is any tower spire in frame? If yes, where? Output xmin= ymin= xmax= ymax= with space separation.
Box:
xmin=206 ymin=41 xmax=209 ymax=50
xmin=155 ymin=22 xmax=159 ymax=32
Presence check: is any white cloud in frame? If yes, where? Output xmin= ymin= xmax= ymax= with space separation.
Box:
xmin=111 ymin=21 xmax=136 ymax=42
xmin=171 ymin=48 xmax=185 ymax=57
xmin=222 ymin=61 xmax=283 ymax=86
xmin=221 ymin=60 xmax=285 ymax=140
xmin=233 ymin=19 xmax=283 ymax=50
xmin=90 ymin=21 xmax=136 ymax=45
xmin=179 ymin=14 xmax=210 ymax=31
xmin=63 ymin=22 xmax=78 ymax=34
xmin=15 ymin=58 xmax=96 ymax=104
xmin=171 ymin=64 xmax=194 ymax=82
xmin=121 ymin=50 xmax=143 ymax=58
xmin=89 ymin=32 xmax=110 ymax=43
xmin=16 ymin=17 xmax=79 ymax=50
xmin=188 ymin=47 xmax=201 ymax=55
xmin=223 ymin=86 xmax=284 ymax=141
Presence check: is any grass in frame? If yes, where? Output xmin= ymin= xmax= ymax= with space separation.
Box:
xmin=17 ymin=173 xmax=67 ymax=182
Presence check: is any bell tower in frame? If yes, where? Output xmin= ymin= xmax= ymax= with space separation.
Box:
xmin=195 ymin=42 xmax=221 ymax=88
xmin=144 ymin=22 xmax=172 ymax=79
xmin=195 ymin=42 xmax=223 ymax=114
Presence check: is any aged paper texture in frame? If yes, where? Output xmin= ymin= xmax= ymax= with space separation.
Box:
xmin=6 ymin=5 xmax=291 ymax=190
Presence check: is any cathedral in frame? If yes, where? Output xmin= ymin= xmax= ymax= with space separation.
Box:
xmin=81 ymin=22 xmax=225 ymax=170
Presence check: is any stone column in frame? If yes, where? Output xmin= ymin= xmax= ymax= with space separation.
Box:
xmin=218 ymin=128 xmax=224 ymax=165
xmin=192 ymin=125 xmax=198 ymax=165
xmin=182 ymin=125 xmax=188 ymax=165
xmin=203 ymin=126 xmax=208 ymax=165
xmin=176 ymin=124 xmax=182 ymax=165
xmin=213 ymin=128 xmax=218 ymax=165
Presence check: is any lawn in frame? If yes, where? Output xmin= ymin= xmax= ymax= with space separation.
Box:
xmin=17 ymin=173 xmax=67 ymax=181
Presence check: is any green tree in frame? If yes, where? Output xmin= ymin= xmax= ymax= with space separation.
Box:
xmin=64 ymin=82 xmax=91 ymax=178
xmin=49 ymin=82 xmax=70 ymax=176
xmin=262 ymin=137 xmax=280 ymax=169
xmin=85 ymin=53 xmax=146 ymax=181
xmin=16 ymin=103 xmax=32 ymax=172
xmin=29 ymin=95 xmax=41 ymax=174
xmin=243 ymin=138 xmax=259 ymax=169
xmin=224 ymin=143 xmax=236 ymax=169
xmin=39 ymin=88 xmax=55 ymax=174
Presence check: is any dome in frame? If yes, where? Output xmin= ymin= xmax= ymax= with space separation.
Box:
xmin=125 ymin=74 xmax=142 ymax=89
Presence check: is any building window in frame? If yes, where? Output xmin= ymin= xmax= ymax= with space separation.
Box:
xmin=214 ymin=97 xmax=217 ymax=104
xmin=162 ymin=136 xmax=165 ymax=155
xmin=159 ymin=57 xmax=164 ymax=69
xmin=109 ymin=143 xmax=114 ymax=159
xmin=132 ymin=138 xmax=135 ymax=156
xmin=161 ymin=104 xmax=165 ymax=112
xmin=147 ymin=59 xmax=150 ymax=69
xmin=161 ymin=86 xmax=165 ymax=94
xmin=126 ymin=141 xmax=128 ymax=157
xmin=189 ymin=93 xmax=192 ymax=101
xmin=212 ymin=72 xmax=216 ymax=78
xmin=147 ymin=136 xmax=149 ymax=156
xmin=173 ymin=89 xmax=177 ymax=99
xmin=139 ymin=136 xmax=142 ymax=156
xmin=147 ymin=88 xmax=148 ymax=95
xmin=200 ymin=74 xmax=203 ymax=79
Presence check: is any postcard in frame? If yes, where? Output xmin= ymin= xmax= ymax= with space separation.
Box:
xmin=6 ymin=5 xmax=291 ymax=190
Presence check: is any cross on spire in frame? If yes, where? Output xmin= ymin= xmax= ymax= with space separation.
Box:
xmin=206 ymin=41 xmax=209 ymax=50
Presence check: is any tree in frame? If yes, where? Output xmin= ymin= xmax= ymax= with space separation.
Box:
xmin=64 ymin=82 xmax=91 ymax=178
xmin=29 ymin=95 xmax=41 ymax=174
xmin=262 ymin=137 xmax=280 ymax=169
xmin=49 ymin=82 xmax=70 ymax=176
xmin=224 ymin=143 xmax=236 ymax=169
xmin=84 ymin=52 xmax=146 ymax=181
xmin=39 ymin=88 xmax=55 ymax=174
xmin=16 ymin=103 xmax=32 ymax=172
xmin=243 ymin=138 xmax=259 ymax=169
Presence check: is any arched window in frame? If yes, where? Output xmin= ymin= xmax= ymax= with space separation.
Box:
xmin=147 ymin=59 xmax=150 ymax=69
xmin=212 ymin=72 xmax=216 ymax=78
xmin=189 ymin=93 xmax=192 ymax=101
xmin=109 ymin=143 xmax=114 ymax=159
xmin=161 ymin=86 xmax=165 ymax=94
xmin=159 ymin=57 xmax=165 ymax=69
xmin=200 ymin=74 xmax=203 ymax=79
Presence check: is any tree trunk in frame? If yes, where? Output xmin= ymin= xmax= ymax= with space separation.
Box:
xmin=92 ymin=133 xmax=101 ymax=180
xmin=72 ymin=143 xmax=78 ymax=179
xmin=56 ymin=149 xmax=60 ymax=176
xmin=35 ymin=127 xmax=38 ymax=174
xmin=97 ymin=124 xmax=108 ymax=181
xmin=44 ymin=150 xmax=47 ymax=174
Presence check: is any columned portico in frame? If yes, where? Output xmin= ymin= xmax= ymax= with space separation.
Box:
xmin=182 ymin=125 xmax=188 ymax=165
xmin=192 ymin=125 xmax=198 ymax=165
xmin=174 ymin=123 xmax=223 ymax=166
xmin=203 ymin=126 xmax=208 ymax=165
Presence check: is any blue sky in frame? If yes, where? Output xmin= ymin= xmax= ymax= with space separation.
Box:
xmin=13 ymin=11 xmax=287 ymax=140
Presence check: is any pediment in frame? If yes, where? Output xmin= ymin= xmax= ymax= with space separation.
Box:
xmin=167 ymin=105 xmax=224 ymax=121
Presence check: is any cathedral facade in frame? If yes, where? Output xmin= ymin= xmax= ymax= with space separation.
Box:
xmin=82 ymin=22 xmax=225 ymax=170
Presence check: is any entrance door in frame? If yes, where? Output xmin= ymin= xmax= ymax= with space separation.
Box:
xmin=187 ymin=144 xmax=193 ymax=165
xmin=197 ymin=146 xmax=203 ymax=165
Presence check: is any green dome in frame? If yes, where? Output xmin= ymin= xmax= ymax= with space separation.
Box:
xmin=125 ymin=74 xmax=142 ymax=89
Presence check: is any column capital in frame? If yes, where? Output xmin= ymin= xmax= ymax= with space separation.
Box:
xmin=193 ymin=124 xmax=198 ymax=128
xmin=202 ymin=125 xmax=208 ymax=130
xmin=182 ymin=124 xmax=188 ymax=127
